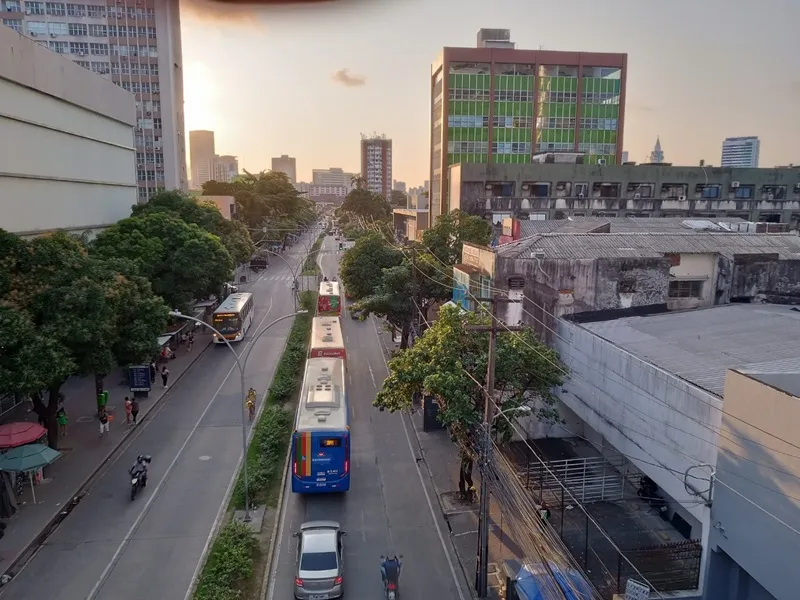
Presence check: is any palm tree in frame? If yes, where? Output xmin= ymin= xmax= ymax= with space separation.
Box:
xmin=350 ymin=174 xmax=367 ymax=190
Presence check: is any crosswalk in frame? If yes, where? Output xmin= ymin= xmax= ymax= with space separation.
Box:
xmin=259 ymin=274 xmax=295 ymax=282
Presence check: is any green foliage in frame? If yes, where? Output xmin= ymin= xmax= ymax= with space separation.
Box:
xmin=265 ymin=308 xmax=312 ymax=406
xmin=133 ymin=190 xmax=255 ymax=264
xmin=91 ymin=212 xmax=234 ymax=310
xmin=193 ymin=520 xmax=258 ymax=600
xmin=390 ymin=190 xmax=408 ymax=208
xmin=301 ymin=234 xmax=325 ymax=276
xmin=421 ymin=209 xmax=493 ymax=266
xmin=375 ymin=305 xmax=566 ymax=443
xmin=339 ymin=233 xmax=403 ymax=300
xmin=341 ymin=188 xmax=392 ymax=221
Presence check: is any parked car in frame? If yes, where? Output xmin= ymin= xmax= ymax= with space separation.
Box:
xmin=293 ymin=521 xmax=346 ymax=599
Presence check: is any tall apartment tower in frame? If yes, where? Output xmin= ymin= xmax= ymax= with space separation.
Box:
xmin=214 ymin=155 xmax=239 ymax=183
xmin=0 ymin=0 xmax=188 ymax=201
xmin=360 ymin=134 xmax=392 ymax=198
xmin=271 ymin=155 xmax=297 ymax=184
xmin=189 ymin=130 xmax=215 ymax=189
xmin=721 ymin=136 xmax=760 ymax=168
xmin=429 ymin=29 xmax=627 ymax=220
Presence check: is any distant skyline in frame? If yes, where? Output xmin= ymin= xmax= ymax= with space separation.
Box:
xmin=180 ymin=0 xmax=800 ymax=185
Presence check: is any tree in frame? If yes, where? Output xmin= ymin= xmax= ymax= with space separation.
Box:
xmin=339 ymin=232 xmax=403 ymax=300
xmin=91 ymin=212 xmax=234 ymax=310
xmin=421 ymin=209 xmax=493 ymax=266
xmin=200 ymin=180 xmax=237 ymax=196
xmin=374 ymin=305 xmax=565 ymax=477
xmin=341 ymin=187 xmax=392 ymax=221
xmin=0 ymin=231 xmax=168 ymax=448
xmin=350 ymin=175 xmax=367 ymax=190
xmin=390 ymin=190 xmax=408 ymax=208
xmin=229 ymin=171 xmax=315 ymax=232
xmin=132 ymin=190 xmax=255 ymax=264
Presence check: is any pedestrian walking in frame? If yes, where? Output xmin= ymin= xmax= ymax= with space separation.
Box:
xmin=131 ymin=398 xmax=140 ymax=424
xmin=187 ymin=332 xmax=194 ymax=352
xmin=161 ymin=365 xmax=170 ymax=388
xmin=56 ymin=403 xmax=68 ymax=437
xmin=124 ymin=397 xmax=133 ymax=425
xmin=98 ymin=406 xmax=110 ymax=436
xmin=149 ymin=361 xmax=157 ymax=384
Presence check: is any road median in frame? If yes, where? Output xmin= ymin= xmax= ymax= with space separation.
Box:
xmin=192 ymin=291 xmax=317 ymax=600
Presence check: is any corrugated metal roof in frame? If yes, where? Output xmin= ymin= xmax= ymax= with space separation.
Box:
xmin=496 ymin=232 xmax=800 ymax=260
xmin=581 ymin=304 xmax=800 ymax=396
xmin=517 ymin=217 xmax=749 ymax=238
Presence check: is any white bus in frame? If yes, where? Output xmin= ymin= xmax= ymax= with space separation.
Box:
xmin=309 ymin=317 xmax=346 ymax=361
xmin=212 ymin=292 xmax=254 ymax=343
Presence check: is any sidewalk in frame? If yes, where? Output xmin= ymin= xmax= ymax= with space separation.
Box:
xmin=374 ymin=318 xmax=525 ymax=600
xmin=0 ymin=329 xmax=214 ymax=578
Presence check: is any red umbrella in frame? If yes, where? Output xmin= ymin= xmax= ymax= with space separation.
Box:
xmin=0 ymin=422 xmax=47 ymax=449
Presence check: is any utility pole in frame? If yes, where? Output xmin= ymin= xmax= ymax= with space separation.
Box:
xmin=467 ymin=293 xmax=523 ymax=599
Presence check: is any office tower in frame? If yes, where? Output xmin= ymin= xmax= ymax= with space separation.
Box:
xmin=649 ymin=136 xmax=664 ymax=163
xmin=429 ymin=28 xmax=627 ymax=220
xmin=214 ymin=155 xmax=239 ymax=183
xmin=721 ymin=136 xmax=760 ymax=168
xmin=271 ymin=155 xmax=297 ymax=184
xmin=361 ymin=134 xmax=392 ymax=198
xmin=1 ymin=0 xmax=188 ymax=201
xmin=189 ymin=130 xmax=215 ymax=189
xmin=312 ymin=168 xmax=357 ymax=188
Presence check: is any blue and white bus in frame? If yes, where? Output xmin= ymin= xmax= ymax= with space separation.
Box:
xmin=291 ymin=357 xmax=351 ymax=493
xmin=212 ymin=293 xmax=254 ymax=344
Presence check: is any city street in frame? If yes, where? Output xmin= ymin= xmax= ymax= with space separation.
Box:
xmin=0 ymin=231 xmax=318 ymax=600
xmin=266 ymin=235 xmax=469 ymax=600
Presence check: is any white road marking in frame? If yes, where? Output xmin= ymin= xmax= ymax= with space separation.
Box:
xmin=87 ymin=293 xmax=278 ymax=600
xmin=199 ymin=456 xmax=211 ymax=461
xmin=368 ymin=363 xmax=377 ymax=389
xmin=370 ymin=317 xmax=467 ymax=600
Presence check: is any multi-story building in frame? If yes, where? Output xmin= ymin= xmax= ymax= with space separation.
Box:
xmin=361 ymin=134 xmax=392 ymax=198
xmin=393 ymin=180 xmax=406 ymax=192
xmin=308 ymin=185 xmax=349 ymax=201
xmin=1 ymin=0 xmax=188 ymax=201
xmin=649 ymin=136 xmax=664 ymax=163
xmin=429 ymin=29 xmax=627 ymax=221
xmin=189 ymin=129 xmax=215 ymax=189
xmin=312 ymin=167 xmax=356 ymax=188
xmin=720 ymin=136 xmax=760 ymax=168
xmin=213 ymin=155 xmax=238 ymax=183
xmin=448 ymin=161 xmax=800 ymax=228
xmin=0 ymin=24 xmax=136 ymax=237
xmin=271 ymin=154 xmax=296 ymax=184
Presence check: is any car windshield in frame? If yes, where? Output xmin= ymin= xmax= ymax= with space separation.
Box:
xmin=300 ymin=551 xmax=338 ymax=572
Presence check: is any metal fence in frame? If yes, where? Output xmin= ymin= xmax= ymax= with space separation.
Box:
xmin=518 ymin=455 xmax=627 ymax=505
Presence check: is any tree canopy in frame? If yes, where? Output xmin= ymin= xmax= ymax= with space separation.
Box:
xmin=421 ymin=209 xmax=493 ymax=266
xmin=91 ymin=212 xmax=234 ymax=310
xmin=0 ymin=230 xmax=168 ymax=448
xmin=132 ymin=190 xmax=255 ymax=264
xmin=375 ymin=305 xmax=565 ymax=446
xmin=390 ymin=190 xmax=408 ymax=208
xmin=339 ymin=232 xmax=403 ymax=300
xmin=340 ymin=186 xmax=392 ymax=221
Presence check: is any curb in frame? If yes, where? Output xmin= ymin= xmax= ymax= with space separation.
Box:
xmin=1 ymin=337 xmax=214 ymax=582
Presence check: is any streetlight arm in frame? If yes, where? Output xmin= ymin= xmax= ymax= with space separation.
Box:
xmin=169 ymin=311 xmax=244 ymax=376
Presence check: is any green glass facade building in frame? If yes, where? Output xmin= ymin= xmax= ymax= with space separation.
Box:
xmin=430 ymin=46 xmax=627 ymax=220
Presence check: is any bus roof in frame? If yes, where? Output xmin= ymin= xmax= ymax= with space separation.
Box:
xmin=310 ymin=317 xmax=344 ymax=351
xmin=214 ymin=293 xmax=253 ymax=315
xmin=319 ymin=281 xmax=340 ymax=297
xmin=295 ymin=357 xmax=348 ymax=431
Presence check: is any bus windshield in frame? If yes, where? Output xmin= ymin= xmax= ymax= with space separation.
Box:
xmin=213 ymin=314 xmax=241 ymax=334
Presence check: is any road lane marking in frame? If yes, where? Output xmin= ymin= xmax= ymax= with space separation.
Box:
xmin=87 ymin=294 xmax=278 ymax=600
xmin=368 ymin=363 xmax=377 ymax=389
xmin=370 ymin=317 xmax=467 ymax=600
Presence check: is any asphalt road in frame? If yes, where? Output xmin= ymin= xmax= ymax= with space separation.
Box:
xmin=266 ymin=235 xmax=468 ymax=600
xmin=1 ymin=230 xmax=321 ymax=600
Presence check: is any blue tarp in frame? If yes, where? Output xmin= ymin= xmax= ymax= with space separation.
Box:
xmin=515 ymin=561 xmax=593 ymax=600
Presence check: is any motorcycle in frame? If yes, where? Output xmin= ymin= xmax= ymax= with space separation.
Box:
xmin=380 ymin=554 xmax=402 ymax=600
xmin=130 ymin=455 xmax=152 ymax=501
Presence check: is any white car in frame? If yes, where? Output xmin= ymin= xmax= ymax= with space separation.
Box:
xmin=293 ymin=521 xmax=346 ymax=599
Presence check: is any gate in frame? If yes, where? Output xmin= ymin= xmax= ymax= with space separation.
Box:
xmin=519 ymin=455 xmax=627 ymax=504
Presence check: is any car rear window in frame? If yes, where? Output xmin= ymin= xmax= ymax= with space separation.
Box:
xmin=301 ymin=551 xmax=338 ymax=571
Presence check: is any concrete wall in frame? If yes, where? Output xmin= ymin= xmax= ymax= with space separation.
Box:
xmin=0 ymin=26 xmax=137 ymax=236
xmin=704 ymin=370 xmax=800 ymax=600
xmin=554 ymin=318 xmax=716 ymax=587
xmin=203 ymin=196 xmax=236 ymax=220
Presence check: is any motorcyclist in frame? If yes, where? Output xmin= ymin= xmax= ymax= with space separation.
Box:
xmin=380 ymin=555 xmax=401 ymax=588
xmin=323 ymin=276 xmax=329 ymax=282
xmin=129 ymin=455 xmax=149 ymax=487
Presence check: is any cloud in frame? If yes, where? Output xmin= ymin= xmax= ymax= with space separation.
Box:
xmin=332 ymin=68 xmax=367 ymax=87
xmin=181 ymin=0 xmax=265 ymax=24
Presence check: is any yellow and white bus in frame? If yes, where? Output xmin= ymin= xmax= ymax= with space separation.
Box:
xmin=212 ymin=293 xmax=254 ymax=343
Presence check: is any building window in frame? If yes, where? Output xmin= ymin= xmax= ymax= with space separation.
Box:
xmin=493 ymin=89 xmax=532 ymax=102
xmin=47 ymin=40 xmax=67 ymax=53
xmin=668 ymin=280 xmax=703 ymax=299
xmin=661 ymin=183 xmax=688 ymax=199
xmin=153 ymin=118 xmax=162 ymax=130
xmin=90 ymin=61 xmax=109 ymax=74
xmin=48 ymin=21 xmax=67 ymax=35
xmin=733 ymin=185 xmax=753 ymax=199
xmin=88 ymin=23 xmax=107 ymax=37
xmin=69 ymin=41 xmax=88 ymax=55
xmin=537 ymin=117 xmax=577 ymax=130
xmin=695 ymin=184 xmax=720 ymax=199
xmin=26 ymin=20 xmax=47 ymax=35
xmin=66 ymin=3 xmax=84 ymax=16
xmin=45 ymin=1 xmax=64 ymax=15
xmin=3 ymin=18 xmax=23 ymax=32
xmin=448 ymin=115 xmax=489 ymax=128
xmin=74 ymin=60 xmax=89 ymax=69
xmin=627 ymin=183 xmax=654 ymax=198
xmin=592 ymin=182 xmax=620 ymax=198
xmin=86 ymin=4 xmax=104 ymax=17
xmin=761 ymin=185 xmax=787 ymax=200
xmin=493 ymin=116 xmax=532 ymax=129
xmin=4 ymin=1 xmax=22 ymax=12
xmin=492 ymin=142 xmax=531 ymax=155
xmin=25 ymin=1 xmax=45 ymax=15
xmin=68 ymin=22 xmax=86 ymax=36
xmin=147 ymin=26 xmax=156 ymax=39
xmin=151 ymin=82 xmax=159 ymax=93
xmin=89 ymin=43 xmax=108 ymax=55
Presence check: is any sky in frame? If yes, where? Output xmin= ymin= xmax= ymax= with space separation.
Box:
xmin=180 ymin=0 xmax=800 ymax=186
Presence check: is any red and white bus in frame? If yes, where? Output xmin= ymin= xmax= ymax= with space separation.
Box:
xmin=317 ymin=281 xmax=341 ymax=316
xmin=309 ymin=317 xmax=346 ymax=361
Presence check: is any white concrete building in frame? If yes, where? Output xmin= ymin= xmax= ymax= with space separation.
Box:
xmin=0 ymin=24 xmax=136 ymax=237
xmin=720 ymin=136 xmax=760 ymax=168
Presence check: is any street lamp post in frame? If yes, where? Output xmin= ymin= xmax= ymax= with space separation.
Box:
xmin=260 ymin=248 xmax=300 ymax=311
xmin=476 ymin=404 xmax=532 ymax=597
xmin=168 ymin=309 xmax=308 ymax=520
